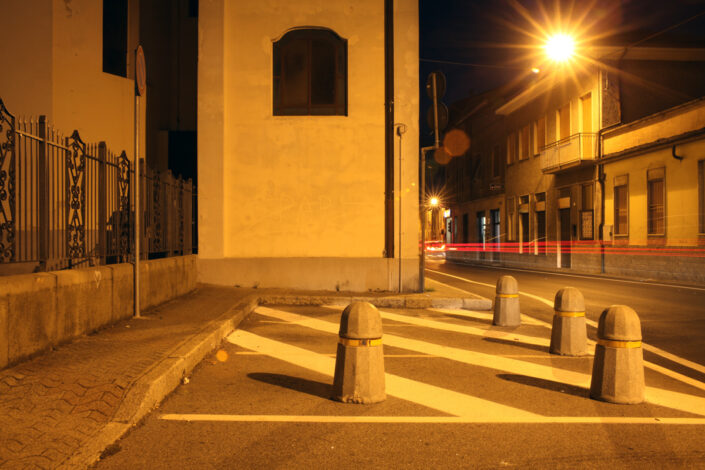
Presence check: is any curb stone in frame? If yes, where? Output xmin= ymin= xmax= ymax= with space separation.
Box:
xmin=65 ymin=295 xmax=259 ymax=470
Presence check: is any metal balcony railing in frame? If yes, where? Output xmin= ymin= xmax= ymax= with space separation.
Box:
xmin=540 ymin=132 xmax=598 ymax=173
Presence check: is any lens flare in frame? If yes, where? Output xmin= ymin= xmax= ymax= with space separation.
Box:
xmin=545 ymin=34 xmax=575 ymax=61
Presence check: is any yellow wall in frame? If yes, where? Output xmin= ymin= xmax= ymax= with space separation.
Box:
xmin=198 ymin=0 xmax=419 ymax=290
xmin=603 ymin=100 xmax=705 ymax=246
xmin=0 ymin=0 xmax=53 ymax=118
xmin=0 ymin=0 xmax=144 ymax=160
xmin=603 ymin=138 xmax=705 ymax=246
xmin=603 ymin=100 xmax=705 ymax=156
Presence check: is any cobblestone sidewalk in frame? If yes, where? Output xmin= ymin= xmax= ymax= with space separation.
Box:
xmin=0 ymin=286 xmax=254 ymax=470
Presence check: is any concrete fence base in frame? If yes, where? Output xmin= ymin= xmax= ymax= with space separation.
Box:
xmin=0 ymin=255 xmax=197 ymax=370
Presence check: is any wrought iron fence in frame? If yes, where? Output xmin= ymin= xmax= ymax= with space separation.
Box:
xmin=0 ymin=98 xmax=196 ymax=275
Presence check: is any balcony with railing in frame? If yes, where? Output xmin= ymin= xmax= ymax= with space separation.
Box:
xmin=540 ymin=132 xmax=598 ymax=173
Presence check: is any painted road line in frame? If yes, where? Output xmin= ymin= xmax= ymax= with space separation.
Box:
xmin=254 ymin=307 xmax=705 ymax=417
xmin=227 ymin=329 xmax=538 ymax=419
xmin=160 ymin=414 xmax=705 ymax=425
xmin=307 ymin=306 xmax=705 ymax=394
xmin=323 ymin=304 xmax=549 ymax=348
xmin=429 ymin=307 xmax=553 ymax=327
xmin=427 ymin=269 xmax=705 ymax=377
xmin=381 ymin=309 xmax=549 ymax=348
xmin=431 ymin=264 xmax=705 ymax=293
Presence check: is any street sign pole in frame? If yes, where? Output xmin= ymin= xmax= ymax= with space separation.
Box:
xmin=134 ymin=45 xmax=146 ymax=318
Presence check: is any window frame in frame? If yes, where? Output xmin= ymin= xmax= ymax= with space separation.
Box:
xmin=534 ymin=116 xmax=546 ymax=156
xmin=558 ymin=102 xmax=571 ymax=141
xmin=647 ymin=168 xmax=666 ymax=236
xmin=273 ymin=28 xmax=347 ymax=116
xmin=613 ymin=175 xmax=629 ymax=237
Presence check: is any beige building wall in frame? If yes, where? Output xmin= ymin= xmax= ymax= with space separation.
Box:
xmin=0 ymin=0 xmax=144 ymax=159
xmin=603 ymin=98 xmax=705 ymax=247
xmin=198 ymin=0 xmax=419 ymax=291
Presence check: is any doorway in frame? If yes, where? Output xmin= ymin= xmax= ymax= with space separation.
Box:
xmin=490 ymin=209 xmax=500 ymax=262
xmin=559 ymin=208 xmax=571 ymax=268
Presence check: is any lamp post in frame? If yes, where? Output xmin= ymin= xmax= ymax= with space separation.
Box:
xmin=544 ymin=33 xmax=575 ymax=62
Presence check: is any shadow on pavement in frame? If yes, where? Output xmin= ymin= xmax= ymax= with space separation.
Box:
xmin=248 ymin=372 xmax=333 ymax=400
xmin=497 ymin=373 xmax=589 ymax=398
xmin=482 ymin=336 xmax=549 ymax=353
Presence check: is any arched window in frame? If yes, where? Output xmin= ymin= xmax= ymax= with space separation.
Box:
xmin=273 ymin=28 xmax=347 ymax=116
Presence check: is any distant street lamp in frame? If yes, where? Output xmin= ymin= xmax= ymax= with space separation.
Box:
xmin=545 ymin=33 xmax=575 ymax=62
xmin=430 ymin=196 xmax=439 ymax=207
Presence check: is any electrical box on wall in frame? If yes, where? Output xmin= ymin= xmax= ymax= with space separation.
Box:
xmin=603 ymin=224 xmax=613 ymax=242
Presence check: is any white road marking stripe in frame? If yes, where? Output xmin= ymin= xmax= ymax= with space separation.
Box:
xmin=254 ymin=307 xmax=705 ymax=417
xmin=323 ymin=304 xmax=549 ymax=348
xmin=430 ymin=305 xmax=547 ymax=327
xmin=227 ymin=329 xmax=538 ymax=419
xmin=236 ymin=352 xmax=437 ymax=358
xmin=159 ymin=414 xmax=705 ymax=425
xmin=430 ymin=265 xmax=705 ymax=292
xmin=380 ymin=309 xmax=550 ymax=348
xmin=427 ymin=269 xmax=705 ymax=377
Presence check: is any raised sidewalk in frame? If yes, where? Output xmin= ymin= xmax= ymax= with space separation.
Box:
xmin=0 ymin=280 xmax=487 ymax=470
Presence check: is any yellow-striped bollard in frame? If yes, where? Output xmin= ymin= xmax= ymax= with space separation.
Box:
xmin=590 ymin=305 xmax=645 ymax=404
xmin=332 ymin=301 xmax=386 ymax=404
xmin=549 ymin=287 xmax=587 ymax=356
xmin=493 ymin=275 xmax=520 ymax=326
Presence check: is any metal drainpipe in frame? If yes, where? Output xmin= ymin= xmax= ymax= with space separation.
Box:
xmin=598 ymin=130 xmax=605 ymax=274
xmin=384 ymin=0 xmax=395 ymax=261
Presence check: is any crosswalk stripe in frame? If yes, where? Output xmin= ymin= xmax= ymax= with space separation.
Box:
xmin=426 ymin=269 xmax=705 ymax=376
xmin=227 ymin=329 xmax=538 ymax=419
xmin=253 ymin=306 xmax=705 ymax=417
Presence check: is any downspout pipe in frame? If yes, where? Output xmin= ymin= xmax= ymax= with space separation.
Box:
xmin=384 ymin=0 xmax=395 ymax=260
xmin=598 ymin=131 xmax=605 ymax=274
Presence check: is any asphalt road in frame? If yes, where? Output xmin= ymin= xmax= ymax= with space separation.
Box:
xmin=93 ymin=302 xmax=705 ymax=469
xmin=425 ymin=260 xmax=705 ymax=381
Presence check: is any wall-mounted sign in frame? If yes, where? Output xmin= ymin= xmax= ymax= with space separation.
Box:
xmin=490 ymin=183 xmax=503 ymax=191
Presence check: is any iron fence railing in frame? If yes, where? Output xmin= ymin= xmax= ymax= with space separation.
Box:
xmin=0 ymin=98 xmax=196 ymax=275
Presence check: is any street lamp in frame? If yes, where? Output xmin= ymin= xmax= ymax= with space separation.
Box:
xmin=430 ymin=196 xmax=439 ymax=207
xmin=545 ymin=33 xmax=575 ymax=62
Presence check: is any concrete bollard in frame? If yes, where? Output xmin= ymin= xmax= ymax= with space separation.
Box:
xmin=332 ymin=301 xmax=386 ymax=404
xmin=493 ymin=275 xmax=520 ymax=326
xmin=590 ymin=305 xmax=645 ymax=404
xmin=550 ymin=287 xmax=587 ymax=356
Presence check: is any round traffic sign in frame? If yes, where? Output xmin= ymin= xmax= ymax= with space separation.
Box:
xmin=135 ymin=45 xmax=146 ymax=96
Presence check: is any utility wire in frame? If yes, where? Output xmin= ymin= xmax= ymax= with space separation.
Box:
xmin=420 ymin=58 xmax=524 ymax=69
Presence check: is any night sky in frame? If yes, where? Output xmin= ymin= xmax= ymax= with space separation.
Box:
xmin=419 ymin=0 xmax=705 ymax=145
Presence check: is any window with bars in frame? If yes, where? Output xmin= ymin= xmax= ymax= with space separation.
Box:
xmin=273 ymin=28 xmax=347 ymax=116
xmin=614 ymin=176 xmax=629 ymax=236
xmin=647 ymin=168 xmax=665 ymax=235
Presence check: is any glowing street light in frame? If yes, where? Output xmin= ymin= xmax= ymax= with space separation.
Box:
xmin=545 ymin=33 xmax=575 ymax=62
xmin=429 ymin=197 xmax=439 ymax=207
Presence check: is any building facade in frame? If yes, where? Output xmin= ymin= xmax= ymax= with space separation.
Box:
xmin=445 ymin=47 xmax=705 ymax=283
xmin=0 ymin=0 xmax=145 ymax=156
xmin=197 ymin=0 xmax=420 ymax=291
